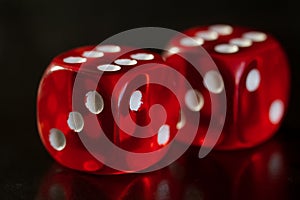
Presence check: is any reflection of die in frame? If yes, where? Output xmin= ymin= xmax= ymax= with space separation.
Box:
xmin=165 ymin=25 xmax=290 ymax=149
xmin=36 ymin=163 xmax=182 ymax=200
xmin=37 ymin=45 xmax=180 ymax=174
xmin=181 ymin=138 xmax=287 ymax=199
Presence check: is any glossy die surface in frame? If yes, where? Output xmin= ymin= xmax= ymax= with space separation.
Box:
xmin=165 ymin=25 xmax=290 ymax=149
xmin=37 ymin=45 xmax=179 ymax=174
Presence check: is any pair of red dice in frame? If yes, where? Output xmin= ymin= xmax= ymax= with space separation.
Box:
xmin=37 ymin=25 xmax=290 ymax=174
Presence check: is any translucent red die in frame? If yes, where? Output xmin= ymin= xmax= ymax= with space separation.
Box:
xmin=37 ymin=45 xmax=180 ymax=174
xmin=165 ymin=25 xmax=290 ymax=149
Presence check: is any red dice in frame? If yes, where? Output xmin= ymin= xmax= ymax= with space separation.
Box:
xmin=164 ymin=25 xmax=290 ymax=149
xmin=37 ymin=45 xmax=180 ymax=174
xmin=37 ymin=25 xmax=290 ymax=174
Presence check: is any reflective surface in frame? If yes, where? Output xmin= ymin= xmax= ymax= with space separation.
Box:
xmin=35 ymin=133 xmax=294 ymax=199
xmin=2 ymin=130 xmax=295 ymax=199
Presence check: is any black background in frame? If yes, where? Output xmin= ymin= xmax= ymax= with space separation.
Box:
xmin=0 ymin=0 xmax=299 ymax=199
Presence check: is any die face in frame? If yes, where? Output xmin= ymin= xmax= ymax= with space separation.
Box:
xmin=210 ymin=30 xmax=290 ymax=149
xmin=37 ymin=69 xmax=106 ymax=173
xmin=165 ymin=25 xmax=290 ymax=149
xmin=236 ymin=45 xmax=290 ymax=145
xmin=37 ymin=45 xmax=180 ymax=174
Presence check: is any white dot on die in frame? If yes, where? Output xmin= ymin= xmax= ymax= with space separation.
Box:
xmin=185 ymin=89 xmax=204 ymax=112
xmin=157 ymin=124 xmax=170 ymax=145
xmin=209 ymin=24 xmax=233 ymax=35
xmin=97 ymin=64 xmax=121 ymax=72
xmin=50 ymin=65 xmax=65 ymax=72
xmin=96 ymin=45 xmax=121 ymax=53
xmin=176 ymin=110 xmax=186 ymax=130
xmin=215 ymin=44 xmax=239 ymax=54
xmin=118 ymin=83 xmax=128 ymax=108
xmin=168 ymin=47 xmax=180 ymax=54
xmin=203 ymin=70 xmax=224 ymax=94
xmin=63 ymin=56 xmax=87 ymax=64
xmin=129 ymin=90 xmax=143 ymax=111
xmin=82 ymin=51 xmax=104 ymax=58
xmin=114 ymin=59 xmax=137 ymax=66
xmin=243 ymin=31 xmax=267 ymax=42
xmin=269 ymin=100 xmax=284 ymax=124
xmin=230 ymin=38 xmax=252 ymax=47
xmin=130 ymin=53 xmax=154 ymax=60
xmin=246 ymin=69 xmax=261 ymax=92
xmin=49 ymin=128 xmax=66 ymax=151
xmin=85 ymin=91 xmax=104 ymax=114
xmin=180 ymin=37 xmax=204 ymax=47
xmin=196 ymin=30 xmax=218 ymax=41
xmin=67 ymin=111 xmax=84 ymax=132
